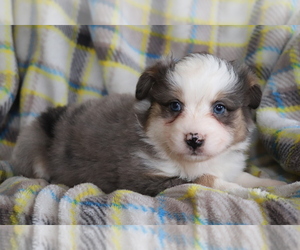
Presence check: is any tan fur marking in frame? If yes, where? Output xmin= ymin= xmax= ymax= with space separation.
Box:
xmin=246 ymin=70 xmax=258 ymax=87
xmin=231 ymin=109 xmax=248 ymax=144
xmin=195 ymin=174 xmax=217 ymax=188
xmin=145 ymin=103 xmax=161 ymax=129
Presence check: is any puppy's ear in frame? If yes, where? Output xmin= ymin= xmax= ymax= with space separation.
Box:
xmin=247 ymin=82 xmax=262 ymax=109
xmin=135 ymin=68 xmax=155 ymax=100
xmin=231 ymin=61 xmax=262 ymax=109
xmin=135 ymin=57 xmax=175 ymax=100
xmin=244 ymin=69 xmax=262 ymax=109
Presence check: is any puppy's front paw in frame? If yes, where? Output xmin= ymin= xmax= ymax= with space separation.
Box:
xmin=260 ymin=179 xmax=287 ymax=187
xmin=195 ymin=174 xmax=249 ymax=198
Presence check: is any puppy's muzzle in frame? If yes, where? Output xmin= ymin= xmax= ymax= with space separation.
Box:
xmin=185 ymin=133 xmax=204 ymax=150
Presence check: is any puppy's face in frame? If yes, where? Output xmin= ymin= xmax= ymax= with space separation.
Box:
xmin=135 ymin=53 xmax=261 ymax=163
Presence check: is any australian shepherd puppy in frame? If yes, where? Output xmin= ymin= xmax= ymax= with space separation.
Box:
xmin=11 ymin=53 xmax=285 ymax=196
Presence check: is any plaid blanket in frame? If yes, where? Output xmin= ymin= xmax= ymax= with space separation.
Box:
xmin=1 ymin=24 xmax=300 ymax=246
xmin=1 ymin=225 xmax=299 ymax=249
xmin=2 ymin=0 xmax=300 ymax=25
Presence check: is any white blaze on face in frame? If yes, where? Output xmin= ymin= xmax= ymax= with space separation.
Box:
xmin=146 ymin=54 xmax=239 ymax=162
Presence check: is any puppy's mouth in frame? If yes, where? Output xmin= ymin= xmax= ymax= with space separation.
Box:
xmin=191 ymin=150 xmax=200 ymax=156
xmin=183 ymin=146 xmax=212 ymax=161
xmin=187 ymin=146 xmax=203 ymax=155
xmin=182 ymin=152 xmax=211 ymax=162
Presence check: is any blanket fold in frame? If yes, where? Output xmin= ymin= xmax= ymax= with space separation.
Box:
xmin=1 ymin=163 xmax=300 ymax=225
xmin=0 ymin=225 xmax=299 ymax=249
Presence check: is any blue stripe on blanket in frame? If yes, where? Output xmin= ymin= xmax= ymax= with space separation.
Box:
xmin=245 ymin=46 xmax=282 ymax=60
xmin=0 ymin=115 xmax=14 ymax=139
xmin=272 ymin=63 xmax=300 ymax=76
xmin=17 ymin=62 xmax=106 ymax=96
xmin=0 ymin=44 xmax=14 ymax=51
xmin=80 ymin=196 xmax=247 ymax=225
xmin=0 ymin=86 xmax=15 ymax=100
xmin=0 ymin=112 xmax=39 ymax=139
xmin=39 ymin=189 xmax=61 ymax=202
xmin=91 ymin=25 xmax=161 ymax=59
xmin=187 ymin=25 xmax=198 ymax=53
xmin=81 ymin=199 xmax=192 ymax=222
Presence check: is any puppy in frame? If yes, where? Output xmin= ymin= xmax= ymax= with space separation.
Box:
xmin=11 ymin=53 xmax=285 ymax=196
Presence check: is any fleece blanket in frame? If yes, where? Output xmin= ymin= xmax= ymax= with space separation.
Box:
xmin=1 ymin=23 xmax=300 ymax=249
xmin=0 ymin=225 xmax=299 ymax=250
xmin=1 ymin=0 xmax=300 ymax=25
xmin=1 ymin=25 xmax=300 ymax=227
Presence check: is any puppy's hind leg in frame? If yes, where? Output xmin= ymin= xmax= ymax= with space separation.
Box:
xmin=11 ymin=148 xmax=51 ymax=182
xmin=31 ymin=156 xmax=51 ymax=181
xmin=10 ymin=121 xmax=51 ymax=182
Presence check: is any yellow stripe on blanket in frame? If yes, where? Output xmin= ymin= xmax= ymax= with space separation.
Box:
xmin=163 ymin=25 xmax=173 ymax=55
xmin=10 ymin=226 xmax=26 ymax=250
xmin=0 ymin=139 xmax=15 ymax=147
xmin=248 ymin=189 xmax=269 ymax=225
xmin=123 ymin=0 xmax=226 ymax=24
xmin=22 ymin=64 xmax=69 ymax=86
xmin=289 ymin=46 xmax=300 ymax=86
xmin=259 ymin=126 xmax=300 ymax=141
xmin=127 ymin=26 xmax=250 ymax=49
xmin=177 ymin=185 xmax=223 ymax=225
xmin=15 ymin=0 xmax=77 ymax=24
xmin=102 ymin=26 xmax=121 ymax=82
xmin=78 ymin=55 xmax=103 ymax=102
xmin=99 ymin=60 xmax=140 ymax=76
xmin=21 ymin=88 xmax=66 ymax=106
xmin=186 ymin=186 xmax=201 ymax=225
xmin=0 ymin=80 xmax=15 ymax=99
xmin=111 ymin=190 xmax=132 ymax=225
xmin=0 ymin=47 xmax=14 ymax=55
xmin=70 ymin=184 xmax=101 ymax=225
xmin=139 ymin=26 xmax=150 ymax=68
xmin=111 ymin=190 xmax=132 ymax=249
xmin=10 ymin=184 xmax=42 ymax=224
xmin=259 ymin=105 xmax=300 ymax=114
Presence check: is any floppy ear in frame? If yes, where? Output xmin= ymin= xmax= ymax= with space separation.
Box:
xmin=135 ymin=57 xmax=175 ymax=100
xmin=135 ymin=69 xmax=156 ymax=100
xmin=244 ymin=69 xmax=262 ymax=109
xmin=231 ymin=61 xmax=262 ymax=109
xmin=247 ymin=83 xmax=262 ymax=109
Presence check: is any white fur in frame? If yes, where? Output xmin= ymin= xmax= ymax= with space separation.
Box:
xmin=144 ymin=55 xmax=242 ymax=180
xmin=168 ymin=55 xmax=238 ymax=158
xmin=33 ymin=157 xmax=50 ymax=180
xmin=134 ymin=147 xmax=247 ymax=182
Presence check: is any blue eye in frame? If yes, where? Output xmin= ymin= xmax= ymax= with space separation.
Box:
xmin=213 ymin=104 xmax=226 ymax=115
xmin=169 ymin=101 xmax=182 ymax=112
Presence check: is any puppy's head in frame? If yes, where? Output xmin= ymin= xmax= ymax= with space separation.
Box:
xmin=135 ymin=53 xmax=261 ymax=162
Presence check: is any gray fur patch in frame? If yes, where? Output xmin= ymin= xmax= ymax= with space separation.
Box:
xmin=12 ymin=94 xmax=191 ymax=196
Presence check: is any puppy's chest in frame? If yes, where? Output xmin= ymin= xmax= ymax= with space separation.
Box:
xmin=135 ymin=151 xmax=244 ymax=181
xmin=135 ymin=150 xmax=245 ymax=181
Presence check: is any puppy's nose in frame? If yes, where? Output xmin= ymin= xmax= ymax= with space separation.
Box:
xmin=185 ymin=133 xmax=204 ymax=150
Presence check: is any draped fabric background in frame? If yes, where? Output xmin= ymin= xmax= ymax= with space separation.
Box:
xmin=1 ymin=0 xmax=299 ymax=25
xmin=1 ymin=25 xmax=300 ymax=178
xmin=1 ymin=1 xmax=300 ymax=249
